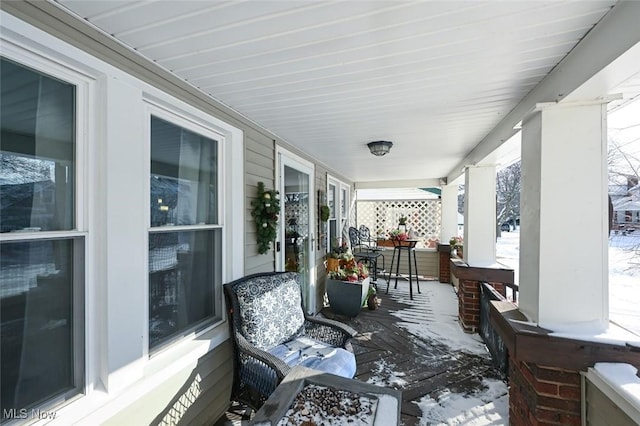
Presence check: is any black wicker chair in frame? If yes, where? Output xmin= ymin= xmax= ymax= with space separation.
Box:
xmin=223 ymin=271 xmax=357 ymax=410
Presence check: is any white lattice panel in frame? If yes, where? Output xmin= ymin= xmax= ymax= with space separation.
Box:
xmin=357 ymin=200 xmax=441 ymax=248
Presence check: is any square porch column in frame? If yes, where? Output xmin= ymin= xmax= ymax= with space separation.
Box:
xmin=520 ymin=100 xmax=609 ymax=332
xmin=438 ymin=184 xmax=459 ymax=282
xmin=440 ymin=184 xmax=459 ymax=241
xmin=464 ymin=165 xmax=497 ymax=266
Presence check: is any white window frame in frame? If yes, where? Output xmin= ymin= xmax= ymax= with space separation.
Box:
xmin=144 ymin=102 xmax=226 ymax=355
xmin=0 ymin=36 xmax=93 ymax=411
xmin=326 ymin=175 xmax=350 ymax=251
xmin=139 ymin=92 xmax=244 ymax=375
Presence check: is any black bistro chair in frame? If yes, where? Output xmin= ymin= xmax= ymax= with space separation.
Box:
xmin=348 ymin=226 xmax=385 ymax=282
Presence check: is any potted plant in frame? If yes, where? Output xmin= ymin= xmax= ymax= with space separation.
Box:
xmin=326 ymin=240 xmax=348 ymax=272
xmin=388 ymin=229 xmax=410 ymax=246
xmin=449 ymin=236 xmax=463 ymax=257
xmin=326 ymin=248 xmax=371 ymax=317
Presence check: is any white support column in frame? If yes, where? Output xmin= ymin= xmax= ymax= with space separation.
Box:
xmin=440 ymin=184 xmax=459 ymax=242
xmin=464 ymin=165 xmax=497 ymax=266
xmin=519 ymin=100 xmax=609 ymax=332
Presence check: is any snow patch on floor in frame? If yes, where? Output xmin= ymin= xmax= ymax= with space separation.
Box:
xmin=415 ymin=379 xmax=509 ymax=426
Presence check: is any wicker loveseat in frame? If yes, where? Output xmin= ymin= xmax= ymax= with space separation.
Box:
xmin=223 ymin=271 xmax=357 ymax=410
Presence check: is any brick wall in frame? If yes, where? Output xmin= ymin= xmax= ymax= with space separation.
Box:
xmin=438 ymin=249 xmax=451 ymax=283
xmin=509 ymin=360 xmax=582 ymax=425
xmin=458 ymin=278 xmax=506 ymax=333
xmin=491 ymin=297 xmax=640 ymax=426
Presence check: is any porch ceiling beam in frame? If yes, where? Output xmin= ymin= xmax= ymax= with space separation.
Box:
xmin=446 ymin=0 xmax=640 ymax=184
xmin=354 ymin=178 xmax=441 ymax=190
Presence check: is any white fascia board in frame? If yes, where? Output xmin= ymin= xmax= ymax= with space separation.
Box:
xmin=355 ymin=178 xmax=441 ymax=190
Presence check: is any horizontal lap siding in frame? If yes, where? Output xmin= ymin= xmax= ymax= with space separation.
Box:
xmin=585 ymin=378 xmax=636 ymax=426
xmin=103 ymin=341 xmax=234 ymax=426
xmin=385 ymin=249 xmax=438 ymax=278
xmin=245 ymin=130 xmax=276 ymax=275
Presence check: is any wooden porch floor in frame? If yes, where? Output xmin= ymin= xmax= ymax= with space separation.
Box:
xmin=330 ymin=278 xmax=507 ymax=425
xmin=217 ymin=278 xmax=508 ymax=425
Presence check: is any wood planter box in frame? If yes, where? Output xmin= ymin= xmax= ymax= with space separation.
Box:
xmin=376 ymin=239 xmax=412 ymax=247
xmin=326 ymin=277 xmax=370 ymax=318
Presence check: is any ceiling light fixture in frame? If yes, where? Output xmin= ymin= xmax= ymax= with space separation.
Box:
xmin=367 ymin=140 xmax=393 ymax=156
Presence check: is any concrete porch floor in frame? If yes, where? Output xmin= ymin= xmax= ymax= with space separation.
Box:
xmin=217 ymin=278 xmax=508 ymax=425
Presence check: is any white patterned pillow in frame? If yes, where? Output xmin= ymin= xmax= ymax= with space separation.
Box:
xmin=235 ymin=273 xmax=305 ymax=351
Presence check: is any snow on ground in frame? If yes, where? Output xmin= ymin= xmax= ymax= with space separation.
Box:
xmin=366 ymin=359 xmax=408 ymax=389
xmin=390 ymin=282 xmax=489 ymax=357
xmin=387 ymin=281 xmax=508 ymax=424
xmin=608 ymin=232 xmax=640 ymax=336
xmin=361 ymin=228 xmax=637 ymax=425
xmin=415 ymin=380 xmax=509 ymax=426
xmin=496 ymin=228 xmax=640 ymax=336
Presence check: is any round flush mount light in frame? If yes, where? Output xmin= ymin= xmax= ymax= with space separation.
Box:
xmin=367 ymin=140 xmax=393 ymax=156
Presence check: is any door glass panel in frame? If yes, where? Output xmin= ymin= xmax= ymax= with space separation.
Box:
xmin=328 ymin=183 xmax=337 ymax=250
xmin=283 ymin=165 xmax=310 ymax=307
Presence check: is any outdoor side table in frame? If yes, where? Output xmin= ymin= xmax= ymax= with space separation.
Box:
xmin=251 ymin=365 xmax=401 ymax=425
xmin=387 ymin=239 xmax=421 ymax=300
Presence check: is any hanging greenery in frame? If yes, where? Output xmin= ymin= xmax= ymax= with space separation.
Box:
xmin=251 ymin=181 xmax=281 ymax=255
xmin=320 ymin=205 xmax=330 ymax=222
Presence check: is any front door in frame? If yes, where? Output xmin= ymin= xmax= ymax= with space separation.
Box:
xmin=276 ymin=148 xmax=315 ymax=314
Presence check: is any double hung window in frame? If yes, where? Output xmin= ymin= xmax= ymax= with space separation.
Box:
xmin=148 ymin=114 xmax=223 ymax=350
xmin=0 ymin=57 xmax=84 ymax=416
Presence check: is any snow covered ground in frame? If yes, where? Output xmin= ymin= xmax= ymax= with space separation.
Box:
xmin=378 ymin=280 xmax=509 ymax=425
xmin=398 ymin=229 xmax=638 ymax=425
xmin=496 ymin=228 xmax=640 ymax=336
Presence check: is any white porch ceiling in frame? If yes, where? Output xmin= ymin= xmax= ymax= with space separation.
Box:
xmin=53 ymin=0 xmax=639 ymax=184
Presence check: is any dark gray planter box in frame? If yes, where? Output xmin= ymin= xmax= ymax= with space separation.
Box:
xmin=326 ymin=277 xmax=370 ymax=318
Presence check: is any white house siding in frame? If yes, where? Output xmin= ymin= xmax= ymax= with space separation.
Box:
xmin=102 ymin=342 xmax=234 ymax=426
xmin=244 ymin=129 xmax=276 ymax=275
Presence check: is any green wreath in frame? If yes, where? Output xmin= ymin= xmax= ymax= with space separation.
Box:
xmin=251 ymin=182 xmax=281 ymax=254
xmin=320 ymin=205 xmax=330 ymax=222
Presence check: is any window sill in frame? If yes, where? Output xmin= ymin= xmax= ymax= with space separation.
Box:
xmin=145 ymin=320 xmax=230 ymax=377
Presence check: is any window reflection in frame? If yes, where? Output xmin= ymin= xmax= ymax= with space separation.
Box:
xmin=0 ymin=58 xmax=75 ymax=233
xmin=148 ymin=230 xmax=221 ymax=348
xmin=0 ymin=239 xmax=78 ymax=413
xmin=0 ymin=58 xmax=81 ymax=417
xmin=149 ymin=116 xmax=222 ymax=350
xmin=150 ymin=117 xmax=217 ymax=227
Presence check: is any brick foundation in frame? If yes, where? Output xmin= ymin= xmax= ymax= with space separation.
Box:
xmin=490 ymin=300 xmax=640 ymax=426
xmin=437 ymin=244 xmax=451 ymax=283
xmin=450 ymin=259 xmax=512 ymax=333
xmin=509 ymin=361 xmax=582 ymax=426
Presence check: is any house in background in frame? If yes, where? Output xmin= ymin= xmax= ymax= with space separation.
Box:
xmin=1 ymin=1 xmax=640 ymax=424
xmin=611 ymin=178 xmax=640 ymax=231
